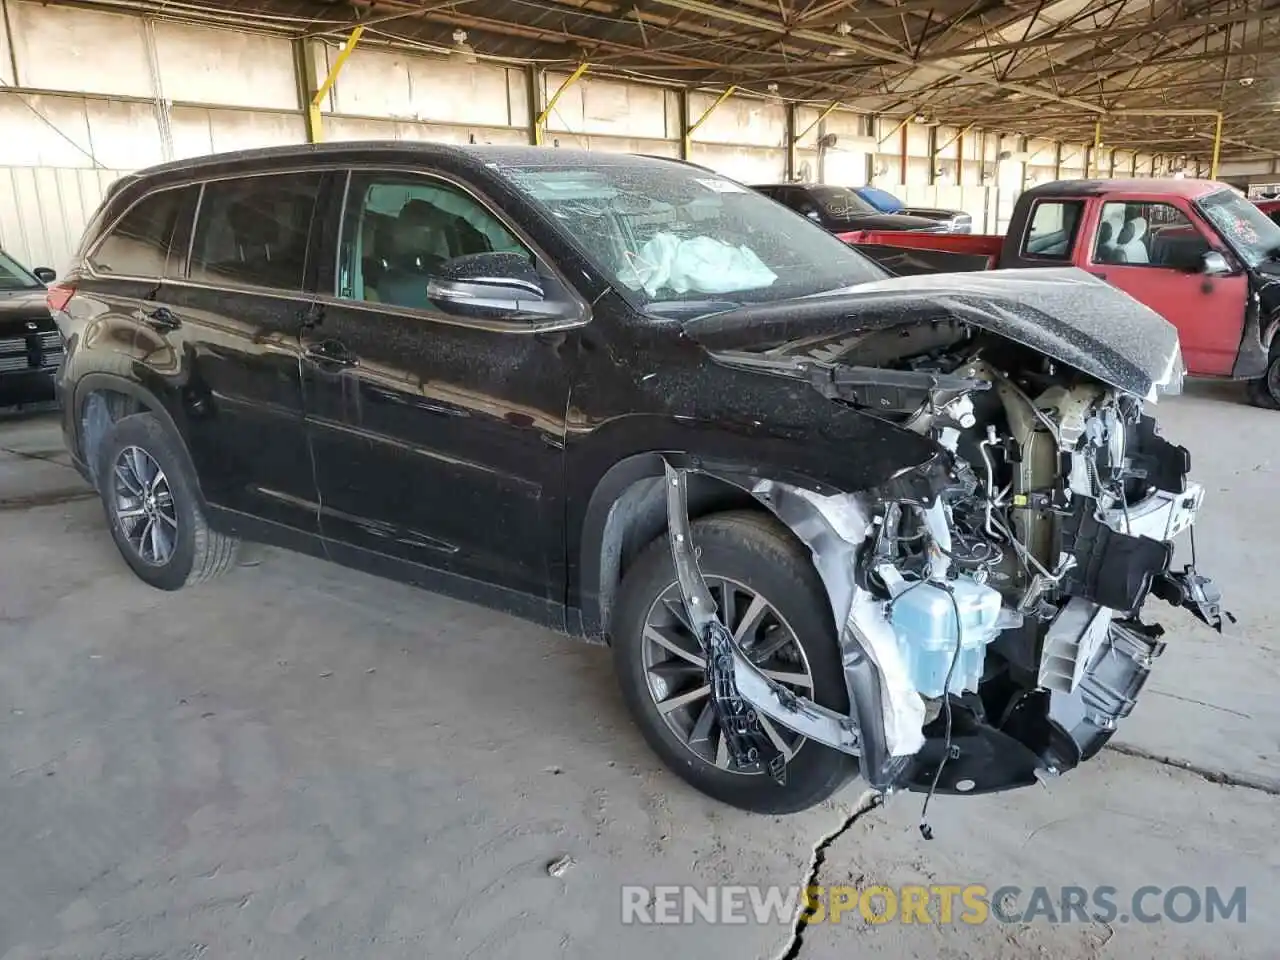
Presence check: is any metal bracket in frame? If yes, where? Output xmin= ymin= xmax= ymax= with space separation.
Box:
xmin=683 ymin=85 xmax=737 ymax=159
xmin=535 ymin=63 xmax=589 ymax=147
xmin=662 ymin=462 xmax=862 ymax=771
xmin=306 ymin=26 xmax=366 ymax=144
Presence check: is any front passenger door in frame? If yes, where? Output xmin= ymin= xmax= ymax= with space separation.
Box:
xmin=1085 ymin=198 xmax=1247 ymax=377
xmin=302 ymin=170 xmax=581 ymax=606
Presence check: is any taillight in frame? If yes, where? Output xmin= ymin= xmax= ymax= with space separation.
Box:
xmin=46 ymin=282 xmax=76 ymax=313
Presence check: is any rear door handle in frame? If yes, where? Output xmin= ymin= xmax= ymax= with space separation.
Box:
xmin=304 ymin=340 xmax=358 ymax=368
xmin=1088 ymin=271 xmax=1107 ymax=281
xmin=142 ymin=306 xmax=180 ymax=331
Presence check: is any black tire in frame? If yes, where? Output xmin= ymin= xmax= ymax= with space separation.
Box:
xmin=95 ymin=412 xmax=239 ymax=590
xmin=612 ymin=510 xmax=858 ymax=814
xmin=1247 ymin=358 xmax=1280 ymax=409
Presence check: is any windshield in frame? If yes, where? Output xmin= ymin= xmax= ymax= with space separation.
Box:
xmin=496 ymin=162 xmax=887 ymax=319
xmin=809 ymin=185 xmax=878 ymax=219
xmin=1197 ymin=189 xmax=1280 ymax=268
xmin=0 ymin=250 xmax=39 ymax=290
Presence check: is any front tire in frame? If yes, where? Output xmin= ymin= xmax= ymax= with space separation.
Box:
xmin=95 ymin=412 xmax=239 ymax=590
xmin=612 ymin=510 xmax=858 ymax=814
xmin=1247 ymin=356 xmax=1280 ymax=409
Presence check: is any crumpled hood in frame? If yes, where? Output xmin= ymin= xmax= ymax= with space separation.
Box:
xmin=682 ymin=267 xmax=1182 ymax=401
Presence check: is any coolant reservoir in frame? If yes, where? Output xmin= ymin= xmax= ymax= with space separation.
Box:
xmin=883 ymin=573 xmax=1004 ymax=699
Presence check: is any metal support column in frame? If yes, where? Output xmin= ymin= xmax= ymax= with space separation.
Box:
xmin=899 ymin=122 xmax=909 ymax=185
xmin=535 ymin=62 xmax=588 ymax=147
xmin=308 ymin=25 xmax=365 ymax=144
xmin=684 ymin=85 xmax=736 ymax=160
xmin=927 ymin=125 xmax=938 ymax=185
xmin=1210 ymin=111 xmax=1224 ymax=179
xmin=1053 ymin=141 xmax=1063 ymax=180
xmin=784 ymin=102 xmax=798 ymax=181
xmin=1089 ymin=120 xmax=1102 ymax=178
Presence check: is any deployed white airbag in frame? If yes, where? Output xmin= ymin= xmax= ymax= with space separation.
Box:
xmin=618 ymin=232 xmax=777 ymax=297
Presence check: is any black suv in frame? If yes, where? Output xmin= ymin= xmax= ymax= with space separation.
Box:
xmin=53 ymin=143 xmax=1210 ymax=815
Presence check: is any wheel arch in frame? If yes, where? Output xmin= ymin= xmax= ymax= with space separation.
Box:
xmin=71 ymin=372 xmax=198 ymax=496
xmin=575 ymin=452 xmax=833 ymax=641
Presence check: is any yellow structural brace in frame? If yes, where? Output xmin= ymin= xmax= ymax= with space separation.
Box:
xmin=535 ymin=63 xmax=589 ymax=146
xmin=684 ymin=85 xmax=737 ymax=159
xmin=795 ymin=101 xmax=840 ymax=145
xmin=309 ymin=25 xmax=365 ymax=143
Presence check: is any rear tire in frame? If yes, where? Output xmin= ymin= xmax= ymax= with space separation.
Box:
xmin=612 ymin=510 xmax=858 ymax=814
xmin=95 ymin=412 xmax=239 ymax=590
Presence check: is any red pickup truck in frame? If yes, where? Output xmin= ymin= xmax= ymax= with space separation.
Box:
xmin=840 ymin=179 xmax=1280 ymax=407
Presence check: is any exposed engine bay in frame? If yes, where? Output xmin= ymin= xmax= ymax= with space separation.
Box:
xmin=663 ymin=314 xmax=1226 ymax=802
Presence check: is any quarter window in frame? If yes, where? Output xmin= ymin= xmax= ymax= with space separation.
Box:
xmin=1023 ymin=200 xmax=1082 ymax=260
xmin=89 ymin=187 xmax=193 ymax=279
xmin=189 ymin=173 xmax=323 ymax=292
xmin=337 ymin=173 xmax=530 ymax=310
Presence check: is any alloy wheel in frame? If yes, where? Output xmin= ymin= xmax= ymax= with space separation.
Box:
xmin=641 ymin=577 xmax=814 ymax=775
xmin=111 ymin=446 xmax=178 ymax=566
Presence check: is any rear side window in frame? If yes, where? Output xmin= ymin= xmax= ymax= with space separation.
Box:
xmin=1022 ymin=200 xmax=1083 ymax=260
xmin=189 ymin=173 xmax=324 ymax=292
xmin=89 ymin=187 xmax=192 ymax=278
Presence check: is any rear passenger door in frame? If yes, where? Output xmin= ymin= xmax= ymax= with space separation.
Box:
xmin=301 ymin=169 xmax=580 ymax=607
xmin=156 ymin=170 xmax=330 ymax=533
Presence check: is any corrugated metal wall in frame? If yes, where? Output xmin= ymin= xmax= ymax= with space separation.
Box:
xmin=0 ymin=166 xmax=127 ymax=274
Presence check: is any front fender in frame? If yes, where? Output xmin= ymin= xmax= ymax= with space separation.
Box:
xmin=567 ymin=409 xmax=949 ymax=636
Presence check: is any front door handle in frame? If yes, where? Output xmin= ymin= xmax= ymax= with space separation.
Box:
xmin=1088 ymin=271 xmax=1107 ymax=281
xmin=304 ymin=340 xmax=358 ymax=368
xmin=142 ymin=306 xmax=180 ymax=331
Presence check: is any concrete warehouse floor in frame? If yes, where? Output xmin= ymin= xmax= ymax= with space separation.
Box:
xmin=0 ymin=383 xmax=1276 ymax=960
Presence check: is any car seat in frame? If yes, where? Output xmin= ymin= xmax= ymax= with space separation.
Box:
xmin=376 ymin=200 xmax=454 ymax=309
xmin=1095 ymin=220 xmax=1122 ymax=264
xmin=1115 ymin=217 xmax=1149 ymax=264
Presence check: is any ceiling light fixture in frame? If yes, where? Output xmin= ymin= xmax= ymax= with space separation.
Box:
xmin=451 ymin=29 xmax=477 ymax=64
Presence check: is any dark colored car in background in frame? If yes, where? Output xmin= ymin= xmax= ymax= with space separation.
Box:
xmin=0 ymin=249 xmax=61 ymax=406
xmin=753 ymin=182 xmax=944 ymax=233
xmin=50 ymin=143 xmax=1215 ymax=817
xmin=855 ymin=185 xmax=973 ymax=233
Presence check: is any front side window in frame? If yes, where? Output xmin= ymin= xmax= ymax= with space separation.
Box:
xmin=1094 ymin=201 xmax=1198 ymax=268
xmin=189 ymin=173 xmax=324 ymax=292
xmin=1198 ymin=189 xmax=1280 ymax=268
xmin=89 ymin=187 xmax=191 ymax=279
xmin=495 ymin=161 xmax=887 ymax=319
xmin=1023 ymin=200 xmax=1082 ymax=260
xmin=0 ymin=249 xmax=39 ymax=290
xmin=337 ymin=173 xmax=530 ymax=311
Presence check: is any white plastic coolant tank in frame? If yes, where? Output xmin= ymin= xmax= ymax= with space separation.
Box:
xmin=885 ymin=574 xmax=1004 ymax=698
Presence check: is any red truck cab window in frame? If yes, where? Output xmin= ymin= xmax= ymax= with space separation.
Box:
xmin=1022 ymin=200 xmax=1084 ymax=261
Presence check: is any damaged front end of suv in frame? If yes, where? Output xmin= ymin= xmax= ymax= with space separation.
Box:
xmin=662 ymin=268 xmax=1224 ymax=804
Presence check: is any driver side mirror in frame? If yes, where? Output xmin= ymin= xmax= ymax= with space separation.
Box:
xmin=33 ymin=266 xmax=56 ymax=284
xmin=1201 ymin=250 xmax=1233 ymax=277
xmin=427 ymin=251 xmax=579 ymax=322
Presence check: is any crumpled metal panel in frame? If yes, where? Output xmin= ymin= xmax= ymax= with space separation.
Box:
xmin=683 ymin=266 xmax=1182 ymax=401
